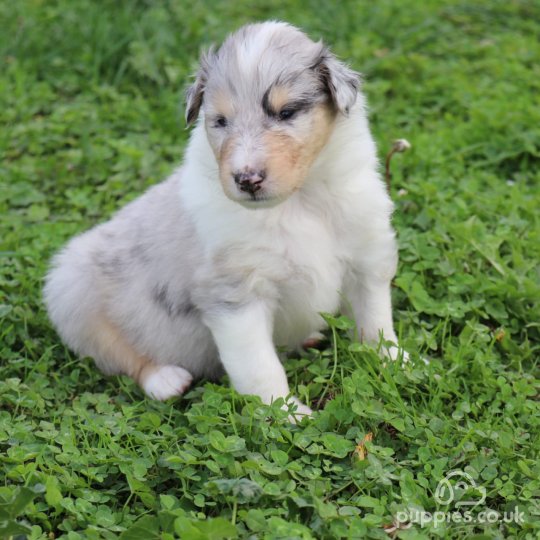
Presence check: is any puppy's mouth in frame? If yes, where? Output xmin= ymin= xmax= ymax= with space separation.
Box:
xmin=219 ymin=170 xmax=293 ymax=209
xmin=222 ymin=176 xmax=289 ymax=208
xmin=235 ymin=191 xmax=285 ymax=209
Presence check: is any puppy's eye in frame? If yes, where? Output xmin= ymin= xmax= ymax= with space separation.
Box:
xmin=278 ymin=108 xmax=297 ymax=121
xmin=214 ymin=115 xmax=228 ymax=128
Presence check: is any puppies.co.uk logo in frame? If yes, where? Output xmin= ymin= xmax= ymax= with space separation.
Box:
xmin=395 ymin=470 xmax=524 ymax=529
xmin=434 ymin=470 xmax=486 ymax=507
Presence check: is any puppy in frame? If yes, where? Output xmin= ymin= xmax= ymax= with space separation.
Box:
xmin=44 ymin=21 xmax=405 ymax=418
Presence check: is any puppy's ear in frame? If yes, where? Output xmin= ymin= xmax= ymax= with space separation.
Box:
xmin=314 ymin=45 xmax=360 ymax=115
xmin=185 ymin=48 xmax=215 ymax=126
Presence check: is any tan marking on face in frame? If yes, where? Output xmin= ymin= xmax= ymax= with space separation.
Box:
xmin=217 ymin=134 xmax=241 ymax=198
xmin=204 ymin=89 xmax=236 ymax=162
xmin=263 ymin=103 xmax=336 ymax=198
xmin=267 ymin=85 xmax=291 ymax=113
xmin=212 ymin=89 xmax=235 ymax=119
xmin=219 ymin=136 xmax=232 ymax=164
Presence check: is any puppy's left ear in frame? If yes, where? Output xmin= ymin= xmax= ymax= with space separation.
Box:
xmin=314 ymin=45 xmax=360 ymax=115
xmin=185 ymin=48 xmax=215 ymax=126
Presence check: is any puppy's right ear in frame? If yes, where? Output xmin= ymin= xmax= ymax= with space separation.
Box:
xmin=185 ymin=48 xmax=215 ymax=126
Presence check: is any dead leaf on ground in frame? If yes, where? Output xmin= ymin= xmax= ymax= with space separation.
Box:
xmin=353 ymin=432 xmax=373 ymax=461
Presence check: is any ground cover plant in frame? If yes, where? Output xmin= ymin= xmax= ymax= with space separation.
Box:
xmin=1 ymin=0 xmax=539 ymax=538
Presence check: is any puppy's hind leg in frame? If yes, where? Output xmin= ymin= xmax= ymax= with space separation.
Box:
xmin=84 ymin=315 xmax=193 ymax=400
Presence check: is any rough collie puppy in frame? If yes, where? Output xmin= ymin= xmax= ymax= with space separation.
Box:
xmin=44 ymin=21 xmax=405 ymax=419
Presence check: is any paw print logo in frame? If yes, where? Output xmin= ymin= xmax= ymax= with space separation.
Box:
xmin=434 ymin=470 xmax=487 ymax=507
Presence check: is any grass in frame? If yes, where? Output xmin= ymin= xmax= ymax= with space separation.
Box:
xmin=1 ymin=0 xmax=539 ymax=538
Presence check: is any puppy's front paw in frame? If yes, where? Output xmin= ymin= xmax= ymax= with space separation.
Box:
xmin=385 ymin=345 xmax=409 ymax=364
xmin=286 ymin=396 xmax=313 ymax=423
xmin=142 ymin=365 xmax=193 ymax=400
xmin=383 ymin=346 xmax=430 ymax=366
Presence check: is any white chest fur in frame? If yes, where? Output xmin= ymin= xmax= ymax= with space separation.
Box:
xmin=270 ymin=199 xmax=346 ymax=347
xmin=187 ymin=187 xmax=349 ymax=349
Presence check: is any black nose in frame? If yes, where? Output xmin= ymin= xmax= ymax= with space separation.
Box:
xmin=233 ymin=169 xmax=266 ymax=195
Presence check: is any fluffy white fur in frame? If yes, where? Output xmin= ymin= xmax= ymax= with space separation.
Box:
xmin=44 ymin=22 xmax=405 ymax=419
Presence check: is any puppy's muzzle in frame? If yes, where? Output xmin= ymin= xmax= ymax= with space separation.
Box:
xmin=233 ymin=169 xmax=266 ymax=195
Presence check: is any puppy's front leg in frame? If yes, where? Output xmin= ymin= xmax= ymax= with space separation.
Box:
xmin=205 ymin=301 xmax=312 ymax=419
xmin=344 ymin=259 xmax=407 ymax=362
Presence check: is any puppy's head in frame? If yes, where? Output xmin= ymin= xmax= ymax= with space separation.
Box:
xmin=185 ymin=22 xmax=360 ymax=208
